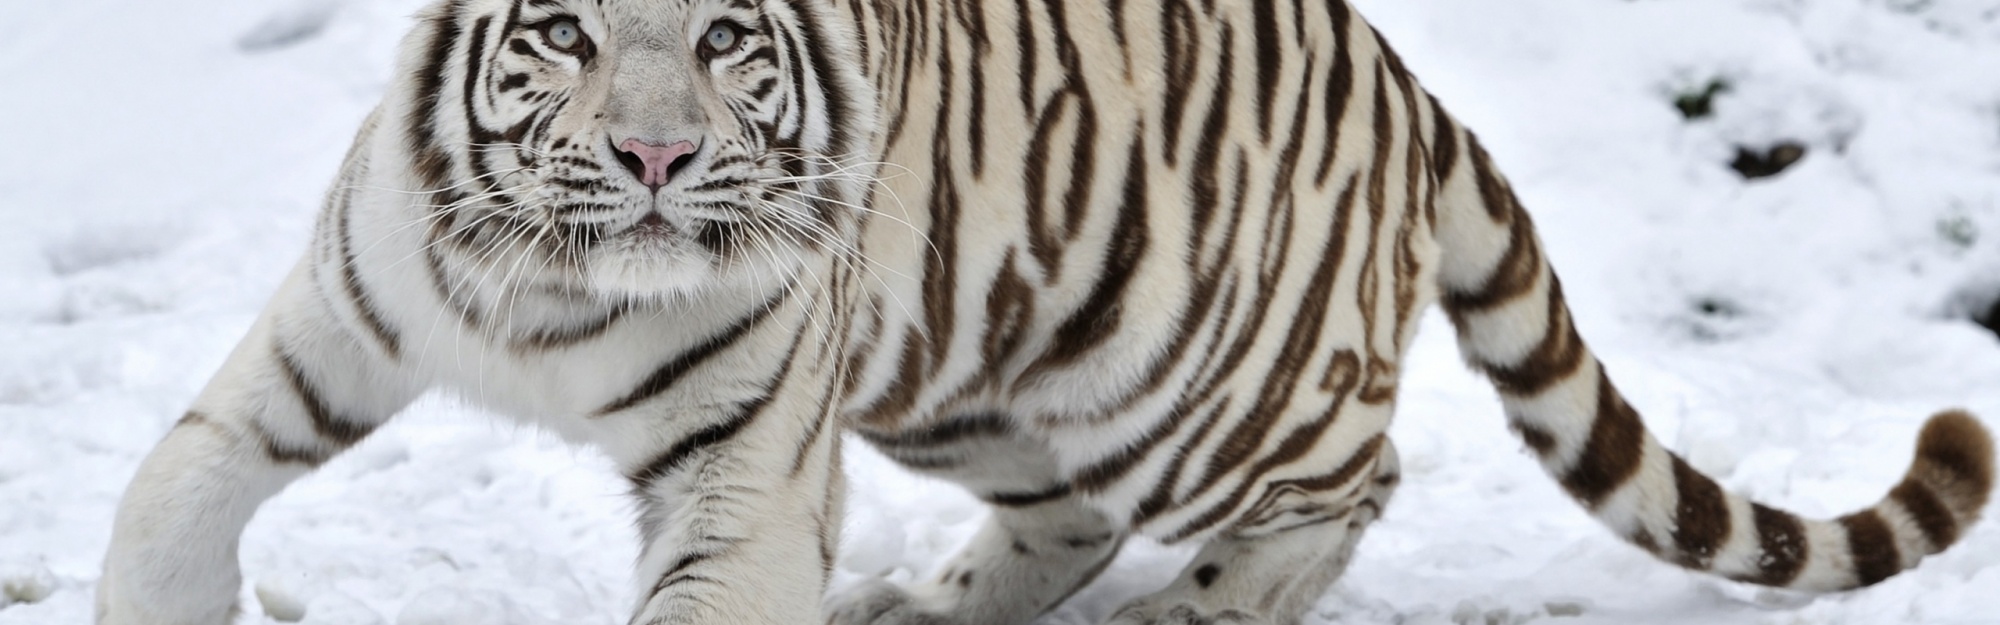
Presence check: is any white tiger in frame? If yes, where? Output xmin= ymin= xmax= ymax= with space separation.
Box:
xmin=100 ymin=0 xmax=1995 ymax=624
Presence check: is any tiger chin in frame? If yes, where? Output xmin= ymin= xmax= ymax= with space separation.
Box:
xmin=100 ymin=1 xmax=1993 ymax=624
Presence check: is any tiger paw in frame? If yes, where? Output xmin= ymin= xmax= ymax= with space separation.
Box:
xmin=1102 ymin=602 xmax=1265 ymax=625
xmin=825 ymin=578 xmax=959 ymax=625
xmin=95 ymin=566 xmax=240 ymax=625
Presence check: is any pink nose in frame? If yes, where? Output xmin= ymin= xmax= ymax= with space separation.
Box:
xmin=616 ymin=138 xmax=699 ymax=190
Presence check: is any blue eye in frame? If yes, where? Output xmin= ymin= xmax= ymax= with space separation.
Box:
xmin=544 ymin=20 xmax=585 ymax=52
xmin=703 ymin=22 xmax=742 ymax=55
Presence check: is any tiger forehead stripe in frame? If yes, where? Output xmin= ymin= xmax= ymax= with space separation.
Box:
xmin=404 ymin=0 xmax=463 ymax=192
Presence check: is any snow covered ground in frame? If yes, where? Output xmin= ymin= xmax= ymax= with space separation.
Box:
xmin=5 ymin=0 xmax=2000 ymax=623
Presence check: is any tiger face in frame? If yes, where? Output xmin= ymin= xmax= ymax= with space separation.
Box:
xmin=410 ymin=0 xmax=875 ymax=301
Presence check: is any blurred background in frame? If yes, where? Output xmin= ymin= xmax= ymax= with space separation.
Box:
xmin=3 ymin=0 xmax=1999 ymax=623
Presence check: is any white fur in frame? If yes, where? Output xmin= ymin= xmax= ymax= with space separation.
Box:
xmin=100 ymin=0 xmax=868 ymax=622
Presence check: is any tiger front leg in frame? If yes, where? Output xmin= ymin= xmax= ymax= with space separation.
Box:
xmin=603 ymin=358 xmax=846 ymax=623
xmin=1105 ymin=439 xmax=1401 ymax=625
xmin=98 ymin=264 xmax=419 ymax=625
xmin=616 ymin=414 xmax=843 ymax=624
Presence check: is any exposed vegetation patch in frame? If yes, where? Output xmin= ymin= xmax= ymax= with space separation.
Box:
xmin=1 ymin=566 xmax=55 ymax=607
xmin=1972 ymin=297 xmax=2000 ymax=341
xmin=1674 ymin=78 xmax=1733 ymax=120
xmin=1948 ymin=277 xmax=2000 ymax=341
xmin=1730 ymin=142 xmax=1808 ymax=179
xmin=1938 ymin=214 xmax=1978 ymax=252
xmin=1672 ymin=295 xmax=1762 ymax=343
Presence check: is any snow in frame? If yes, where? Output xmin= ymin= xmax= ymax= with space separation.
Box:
xmin=4 ymin=0 xmax=2000 ymax=623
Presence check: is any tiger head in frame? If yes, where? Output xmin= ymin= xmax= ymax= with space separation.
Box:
xmin=394 ymin=0 xmax=876 ymax=302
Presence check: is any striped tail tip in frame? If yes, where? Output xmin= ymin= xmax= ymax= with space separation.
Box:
xmin=1805 ymin=409 xmax=1993 ymax=590
xmin=1904 ymin=409 xmax=1994 ymax=524
xmin=1881 ymin=410 xmax=1993 ymax=563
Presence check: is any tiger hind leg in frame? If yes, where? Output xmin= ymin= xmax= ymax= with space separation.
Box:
xmin=834 ymin=414 xmax=1130 ymax=625
xmin=1104 ymin=440 xmax=1401 ymax=625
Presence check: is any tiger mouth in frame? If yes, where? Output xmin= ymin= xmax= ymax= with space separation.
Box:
xmin=597 ymin=212 xmax=683 ymax=253
xmin=629 ymin=211 xmax=675 ymax=236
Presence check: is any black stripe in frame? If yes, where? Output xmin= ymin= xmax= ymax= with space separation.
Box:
xmin=1732 ymin=503 xmax=1807 ymax=586
xmin=747 ymin=77 xmax=778 ymax=101
xmin=1890 ymin=479 xmax=1958 ymax=550
xmin=595 ymin=295 xmax=785 ymax=416
xmin=1159 ymin=0 xmax=1197 ymax=161
xmin=986 ymin=482 xmax=1073 ymax=507
xmin=1185 ymin=25 xmax=1234 ymax=243
xmin=1440 ymin=205 xmax=1542 ymax=314
xmin=179 ymin=410 xmax=325 ymax=466
xmin=1838 ymin=509 xmax=1901 ymax=586
xmin=275 ymin=347 xmax=374 ymax=448
xmin=1667 ymin=456 xmax=1730 ymax=569
xmin=1476 ymin=278 xmax=1585 ymax=398
xmin=1022 ymin=134 xmax=1148 ymax=374
xmin=510 ymin=304 xmax=627 ymax=353
xmin=788 ymin=341 xmax=845 ymax=476
xmin=1022 ymin=90 xmax=1075 ymax=277
xmin=1312 ymin=0 xmax=1355 ymax=186
xmin=775 ymin=7 xmax=812 ymax=148
xmin=1038 ymin=0 xmax=1094 ymax=241
xmin=174 ymin=411 xmax=209 ymax=430
xmin=406 ymin=1 xmax=464 ymax=191
xmin=336 ymin=183 xmax=403 ymax=359
xmin=1428 ymin=94 xmax=1459 ymax=182
xmin=626 ymin=328 xmax=807 ymax=491
xmin=918 ymin=115 xmax=963 ymax=372
xmin=1252 ymin=0 xmax=1280 ymax=143
xmin=648 ymin=551 xmax=718 ymax=598
xmin=1163 ymin=180 xmax=1360 ymax=538
xmin=462 ymin=14 xmax=498 ymax=186
xmin=1168 ymin=433 xmax=1382 ymax=542
xmin=248 ymin=416 xmax=331 ymax=466
xmin=1057 ymin=107 xmax=1099 ymax=242
xmin=1013 ymin=0 xmax=1038 ymax=115
xmin=786 ymin=0 xmax=856 ymax=153
xmin=964 ymin=0 xmax=990 ymax=177
xmin=1108 ymin=0 xmax=1130 ymax=76
xmin=857 ymin=413 xmax=1014 ymax=449
xmin=1555 ymin=370 xmax=1646 ymax=508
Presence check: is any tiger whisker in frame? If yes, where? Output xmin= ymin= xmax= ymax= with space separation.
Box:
xmin=768 ymin=186 xmax=939 ymax=266
xmin=750 ymin=221 xmax=839 ymax=353
xmin=362 ymin=186 xmax=542 ymax=275
xmin=336 ymin=166 xmax=536 ymax=197
xmin=752 ymin=199 xmax=927 ymax=344
xmin=423 ymin=201 xmax=550 ymax=375
xmin=342 ymin=180 xmax=539 ymax=268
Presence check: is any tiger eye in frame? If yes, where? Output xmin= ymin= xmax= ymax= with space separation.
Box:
xmin=703 ymin=22 xmax=741 ymax=55
xmin=545 ymin=20 xmax=584 ymax=52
